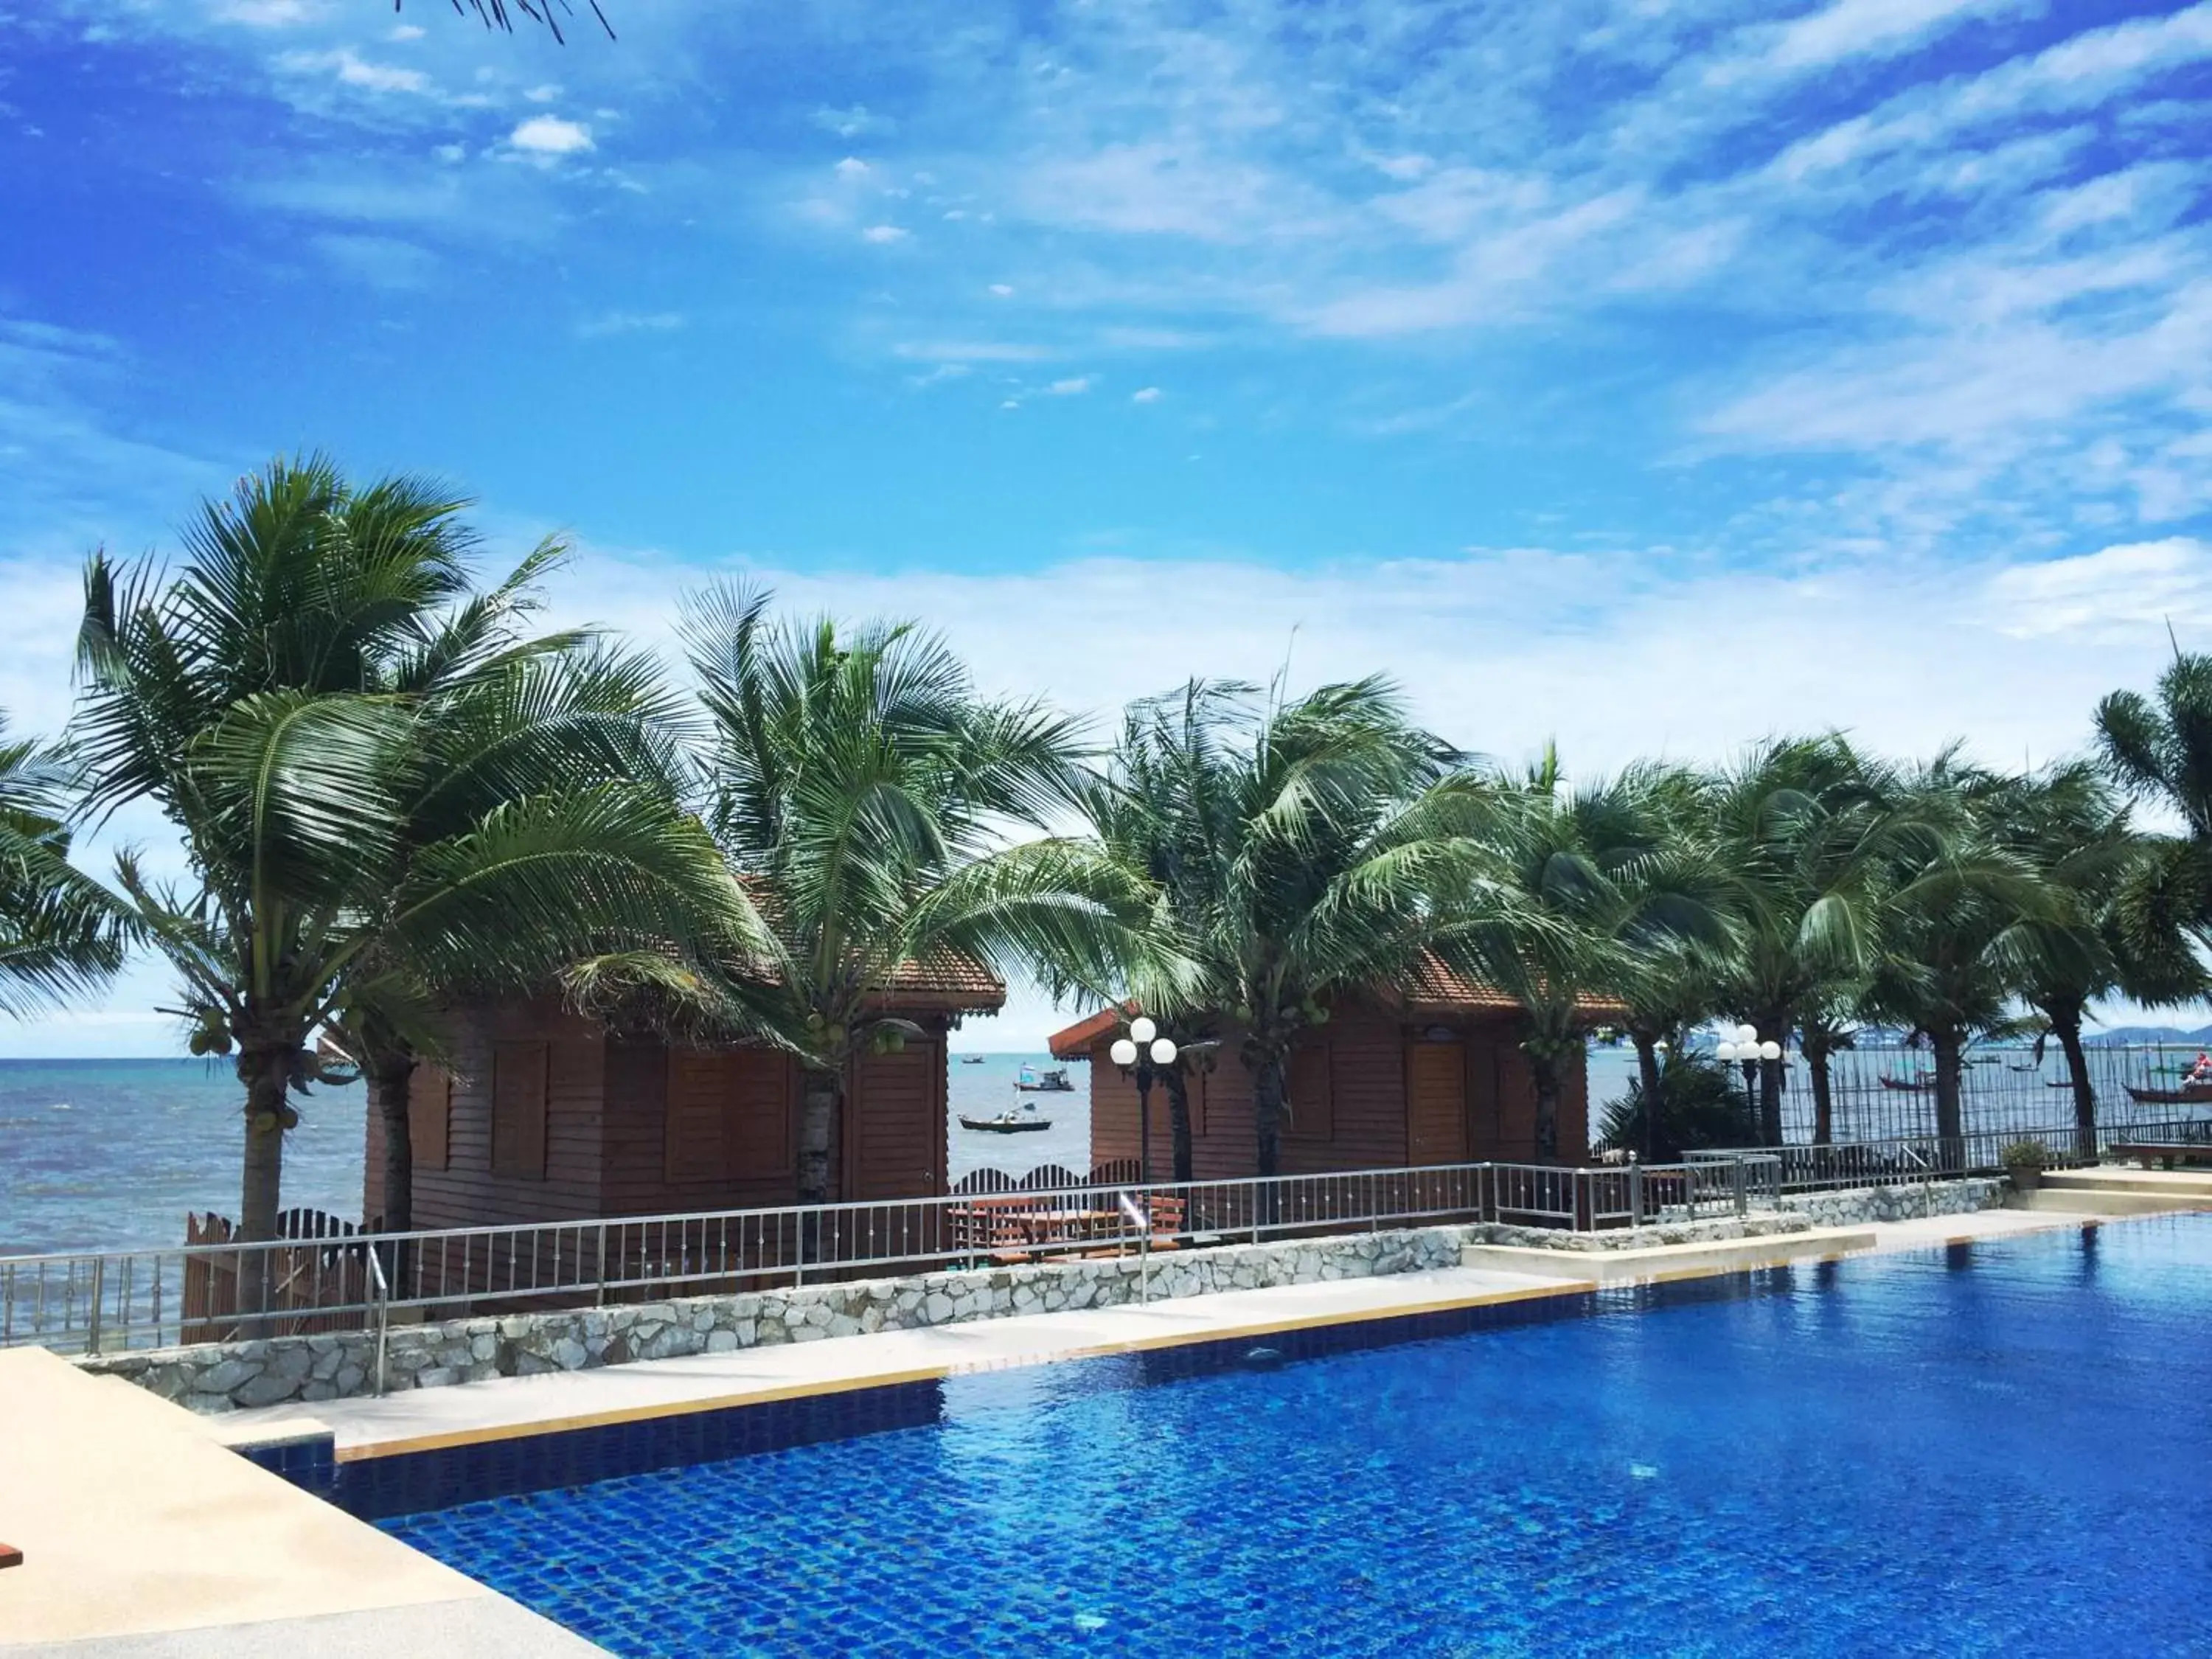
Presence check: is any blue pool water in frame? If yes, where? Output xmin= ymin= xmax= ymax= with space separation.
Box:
xmin=380 ymin=1218 xmax=2212 ymax=1657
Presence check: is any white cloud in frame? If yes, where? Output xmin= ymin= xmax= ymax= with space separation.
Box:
xmin=835 ymin=156 xmax=871 ymax=179
xmin=274 ymin=47 xmax=429 ymax=95
xmin=989 ymin=283 xmax=1015 ymax=296
xmin=310 ymin=232 xmax=437 ymax=289
xmin=1046 ymin=376 xmax=1093 ymax=395
xmin=813 ymin=104 xmax=889 ymax=139
xmin=389 ymin=22 xmax=423 ymax=41
xmin=1983 ymin=538 xmax=2212 ymax=637
xmin=524 ymin=83 xmax=562 ymax=103
xmin=861 ymin=224 xmax=909 ymax=243
xmin=1131 ymin=386 xmax=1162 ymax=403
xmin=576 ymin=310 xmax=687 ymax=339
xmin=215 ymin=0 xmax=319 ymax=24
xmin=508 ymin=115 xmax=594 ymax=156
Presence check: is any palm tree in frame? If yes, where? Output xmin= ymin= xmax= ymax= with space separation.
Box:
xmin=1447 ymin=752 xmax=1726 ymax=1161
xmin=1986 ymin=762 xmax=2202 ymax=1155
xmin=658 ymin=582 xmax=1150 ymax=1208
xmin=1073 ymin=675 xmax=1533 ymax=1178
xmin=0 ymin=715 xmax=128 ymax=1015
xmin=1859 ymin=756 xmax=2053 ymax=1150
xmin=71 ymin=456 xmax=745 ymax=1267
xmin=334 ymin=634 xmax=748 ymax=1237
xmin=1703 ymin=737 xmax=1905 ymax=1144
xmin=2096 ymin=650 xmax=2212 ymax=947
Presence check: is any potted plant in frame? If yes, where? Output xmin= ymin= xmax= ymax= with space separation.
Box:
xmin=2001 ymin=1138 xmax=2053 ymax=1192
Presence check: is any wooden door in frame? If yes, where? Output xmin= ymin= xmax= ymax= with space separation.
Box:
xmin=847 ymin=1040 xmax=943 ymax=1200
xmin=1406 ymin=1039 xmax=1468 ymax=1166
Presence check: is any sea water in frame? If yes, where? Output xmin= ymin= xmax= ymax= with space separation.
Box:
xmin=0 ymin=1052 xmax=1088 ymax=1256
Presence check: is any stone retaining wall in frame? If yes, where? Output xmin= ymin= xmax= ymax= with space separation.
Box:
xmin=83 ymin=1223 xmax=1469 ymax=1414
xmin=79 ymin=1181 xmax=2007 ymax=1415
xmin=1776 ymin=1177 xmax=2009 ymax=1227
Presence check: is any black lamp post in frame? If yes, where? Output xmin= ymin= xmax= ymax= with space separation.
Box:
xmin=1717 ymin=1023 xmax=1784 ymax=1144
xmin=1109 ymin=1016 xmax=1179 ymax=1187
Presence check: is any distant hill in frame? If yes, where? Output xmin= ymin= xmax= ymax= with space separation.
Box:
xmin=2082 ymin=1025 xmax=2212 ymax=1048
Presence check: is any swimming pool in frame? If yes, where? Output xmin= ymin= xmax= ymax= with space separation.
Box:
xmin=376 ymin=1217 xmax=2212 ymax=1657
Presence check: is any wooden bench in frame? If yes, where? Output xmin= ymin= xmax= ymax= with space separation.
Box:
xmin=2111 ymin=1143 xmax=2212 ymax=1170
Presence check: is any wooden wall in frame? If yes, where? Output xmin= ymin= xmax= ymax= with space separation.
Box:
xmin=399 ymin=1001 xmax=612 ymax=1230
xmin=1087 ymin=1001 xmax=1593 ymax=1176
xmin=365 ymin=1003 xmax=955 ymax=1229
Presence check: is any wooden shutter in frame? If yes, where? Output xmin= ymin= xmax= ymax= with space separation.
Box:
xmin=1286 ymin=1039 xmax=1335 ymax=1141
xmin=1186 ymin=1068 xmax=1208 ymax=1140
xmin=664 ymin=1048 xmax=794 ymax=1183
xmin=410 ymin=1063 xmax=451 ymax=1173
xmin=1407 ymin=1038 xmax=1468 ymax=1165
xmin=726 ymin=1049 xmax=793 ymax=1180
xmin=664 ymin=1050 xmax=731 ymax=1182
xmin=491 ymin=1041 xmax=549 ymax=1180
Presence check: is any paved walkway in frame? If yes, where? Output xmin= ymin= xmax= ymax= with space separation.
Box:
xmin=0 ymin=1349 xmax=596 ymax=1656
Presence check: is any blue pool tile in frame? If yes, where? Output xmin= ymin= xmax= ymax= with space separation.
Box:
xmin=356 ymin=1218 xmax=2211 ymax=1657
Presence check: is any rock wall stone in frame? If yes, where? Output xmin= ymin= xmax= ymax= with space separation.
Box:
xmin=82 ymin=1224 xmax=1468 ymax=1414
xmin=78 ymin=1180 xmax=2004 ymax=1415
xmin=1775 ymin=1178 xmax=2008 ymax=1227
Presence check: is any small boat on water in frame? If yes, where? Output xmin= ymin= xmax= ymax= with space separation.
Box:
xmin=1879 ymin=1074 xmax=1937 ymax=1092
xmin=2125 ymin=1082 xmax=2212 ymax=1105
xmin=959 ymin=1107 xmax=1054 ymax=1133
xmin=1017 ymin=1064 xmax=1075 ymax=1093
xmin=961 ymin=1055 xmax=987 ymax=1065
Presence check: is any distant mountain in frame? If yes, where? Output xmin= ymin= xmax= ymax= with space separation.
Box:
xmin=2081 ymin=1025 xmax=2212 ymax=1048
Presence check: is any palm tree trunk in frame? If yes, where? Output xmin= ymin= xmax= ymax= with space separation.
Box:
xmin=1253 ymin=1049 xmax=1287 ymax=1179
xmin=1757 ymin=1058 xmax=1784 ymax=1147
xmin=368 ymin=1052 xmax=414 ymax=1235
xmin=1531 ymin=1052 xmax=1561 ymax=1161
xmin=1632 ymin=1034 xmax=1663 ymax=1113
xmin=1806 ymin=1045 xmax=1835 ymax=1147
xmin=235 ymin=1041 xmax=291 ymax=1330
xmin=797 ymin=1065 xmax=844 ymax=1207
xmin=2048 ymin=1004 xmax=2096 ymax=1161
xmin=796 ymin=1063 xmax=844 ymax=1267
xmin=1163 ymin=1067 xmax=1194 ymax=1185
xmin=1930 ymin=1029 xmax=1966 ymax=1157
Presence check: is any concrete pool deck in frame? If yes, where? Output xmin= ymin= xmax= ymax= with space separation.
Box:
xmin=0 ymin=1347 xmax=602 ymax=1657
xmin=0 ymin=1200 xmax=2166 ymax=1655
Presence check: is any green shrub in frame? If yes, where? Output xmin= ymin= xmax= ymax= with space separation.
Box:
xmin=1597 ymin=1054 xmax=1759 ymax=1162
xmin=2000 ymin=1138 xmax=2054 ymax=1169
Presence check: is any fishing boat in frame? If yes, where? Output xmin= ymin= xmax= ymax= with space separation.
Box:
xmin=1017 ymin=1064 xmax=1075 ymax=1093
xmin=958 ymin=1106 xmax=1054 ymax=1133
xmin=2124 ymin=1082 xmax=2212 ymax=1105
xmin=1879 ymin=1073 xmax=1937 ymax=1092
xmin=960 ymin=1055 xmax=987 ymax=1065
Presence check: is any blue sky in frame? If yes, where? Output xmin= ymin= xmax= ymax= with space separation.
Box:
xmin=4 ymin=0 xmax=2212 ymax=1053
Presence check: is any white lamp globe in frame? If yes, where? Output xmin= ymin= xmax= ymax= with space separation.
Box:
xmin=1150 ymin=1037 xmax=1178 ymax=1065
xmin=1759 ymin=1040 xmax=1782 ymax=1061
xmin=1108 ymin=1038 xmax=1139 ymax=1067
xmin=1129 ymin=1015 xmax=1158 ymax=1045
xmin=1716 ymin=1041 xmax=1739 ymax=1062
xmin=1736 ymin=1023 xmax=1759 ymax=1046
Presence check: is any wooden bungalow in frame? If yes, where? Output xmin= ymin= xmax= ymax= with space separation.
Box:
xmin=361 ymin=958 xmax=1005 ymax=1231
xmin=1048 ymin=961 xmax=1617 ymax=1178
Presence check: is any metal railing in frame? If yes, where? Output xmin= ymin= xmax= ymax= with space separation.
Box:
xmin=1698 ymin=1117 xmax=2212 ymax=1192
xmin=0 ymin=1154 xmax=1790 ymax=1357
